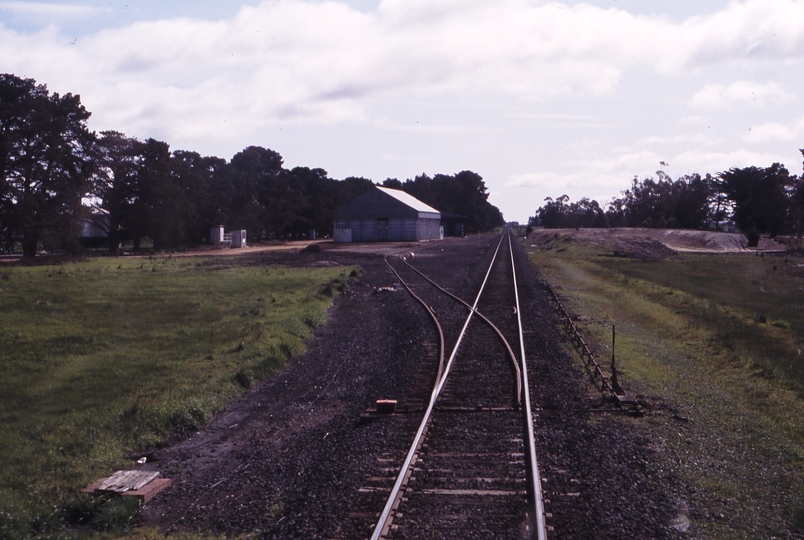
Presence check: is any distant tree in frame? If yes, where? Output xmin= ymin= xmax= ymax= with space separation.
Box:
xmin=132 ymin=138 xmax=172 ymax=250
xmin=536 ymin=195 xmax=569 ymax=228
xmin=230 ymin=146 xmax=288 ymax=239
xmin=191 ymin=153 xmax=231 ymax=239
xmin=606 ymin=172 xmax=710 ymax=230
xmin=92 ymin=131 xmax=145 ymax=253
xmin=166 ymin=149 xmax=217 ymax=247
xmin=339 ymin=176 xmax=374 ymax=204
xmin=719 ymin=163 xmax=793 ymax=246
xmin=572 ymin=197 xmax=608 ymax=228
xmin=397 ymin=170 xmax=504 ymax=233
xmin=0 ymin=74 xmax=95 ymax=256
xmin=403 ymin=173 xmax=436 ymax=208
xmin=669 ymin=173 xmax=709 ymax=229
xmin=790 ymin=150 xmax=804 ymax=238
xmin=228 ymin=148 xmax=370 ymax=240
xmin=704 ymin=173 xmax=729 ymax=231
xmin=263 ymin=170 xmax=310 ymax=239
xmin=284 ymin=166 xmax=330 ymax=236
xmin=532 ymin=195 xmax=606 ymax=229
xmin=381 ymin=178 xmax=403 ymax=190
xmin=452 ymin=170 xmax=505 ymax=232
xmin=126 ymin=139 xmax=211 ymax=251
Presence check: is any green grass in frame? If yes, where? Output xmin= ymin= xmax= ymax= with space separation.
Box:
xmin=0 ymin=256 xmax=356 ymax=538
xmin=528 ymin=235 xmax=804 ymax=538
xmin=601 ymin=252 xmax=804 ymax=387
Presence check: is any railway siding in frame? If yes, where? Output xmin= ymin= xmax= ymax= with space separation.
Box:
xmin=372 ymin=231 xmax=544 ymax=539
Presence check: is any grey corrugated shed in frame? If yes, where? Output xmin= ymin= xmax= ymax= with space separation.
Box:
xmin=333 ymin=186 xmax=440 ymax=220
xmin=333 ymin=186 xmax=442 ymax=242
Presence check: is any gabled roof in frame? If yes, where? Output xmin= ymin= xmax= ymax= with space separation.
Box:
xmin=334 ymin=186 xmax=441 ymax=220
xmin=375 ymin=186 xmax=440 ymax=214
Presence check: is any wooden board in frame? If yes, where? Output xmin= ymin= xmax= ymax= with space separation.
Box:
xmin=81 ymin=477 xmax=109 ymax=494
xmin=96 ymin=470 xmax=160 ymax=493
xmin=121 ymin=478 xmax=171 ymax=503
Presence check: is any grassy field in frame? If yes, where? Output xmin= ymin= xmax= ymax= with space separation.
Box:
xmin=528 ymin=234 xmax=804 ymax=538
xmin=0 ymin=256 xmax=356 ymax=538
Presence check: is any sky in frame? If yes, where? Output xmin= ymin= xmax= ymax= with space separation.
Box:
xmin=2 ymin=0 xmax=803 ymax=222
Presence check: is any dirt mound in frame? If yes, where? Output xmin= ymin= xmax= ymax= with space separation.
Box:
xmin=530 ymin=228 xmax=786 ymax=257
xmin=300 ymin=243 xmax=322 ymax=253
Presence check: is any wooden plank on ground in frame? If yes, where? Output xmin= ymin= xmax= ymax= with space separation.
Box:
xmin=81 ymin=477 xmax=109 ymax=494
xmin=96 ymin=470 xmax=160 ymax=492
xmin=121 ymin=478 xmax=171 ymax=503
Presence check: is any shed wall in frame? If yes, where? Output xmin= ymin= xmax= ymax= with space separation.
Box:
xmin=334 ymin=217 xmax=441 ymax=242
xmin=418 ymin=216 xmax=442 ymax=241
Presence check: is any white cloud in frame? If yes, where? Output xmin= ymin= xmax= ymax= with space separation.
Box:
xmin=678 ymin=0 xmax=804 ymax=69
xmin=692 ymin=80 xmax=793 ymax=109
xmin=745 ymin=117 xmax=804 ymax=142
xmin=505 ymin=150 xmax=664 ymax=202
xmin=377 ymin=121 xmax=478 ymax=134
xmin=508 ymin=113 xmax=603 ymax=121
xmin=637 ymin=133 xmax=720 ymax=146
xmin=0 ymin=0 xmax=801 ymax=143
xmin=672 ymin=148 xmax=793 ymax=173
xmin=0 ymin=1 xmax=107 ymax=20
xmin=502 ymin=170 xmax=622 ymax=214
xmin=680 ymin=115 xmax=707 ymax=124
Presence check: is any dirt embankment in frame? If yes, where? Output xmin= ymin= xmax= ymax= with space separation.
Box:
xmin=530 ymin=228 xmax=786 ymax=257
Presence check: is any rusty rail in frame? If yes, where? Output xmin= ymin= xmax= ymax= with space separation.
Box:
xmin=545 ymin=283 xmax=616 ymax=396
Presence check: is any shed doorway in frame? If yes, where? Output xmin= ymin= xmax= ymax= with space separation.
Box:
xmin=377 ymin=219 xmax=389 ymax=241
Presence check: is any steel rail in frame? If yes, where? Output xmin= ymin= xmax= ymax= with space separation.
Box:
xmin=508 ymin=230 xmax=548 ymax=540
xmin=546 ymin=282 xmax=616 ymax=395
xmin=383 ymin=256 xmax=447 ymax=386
xmin=398 ymin=257 xmax=522 ymax=406
xmin=370 ymin=232 xmax=507 ymax=540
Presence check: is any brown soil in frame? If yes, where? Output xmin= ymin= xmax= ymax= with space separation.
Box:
xmin=137 ymin=236 xmax=676 ymax=539
xmin=529 ymin=228 xmax=786 ymax=258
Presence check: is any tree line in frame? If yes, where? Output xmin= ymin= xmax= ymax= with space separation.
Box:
xmin=530 ymin=159 xmax=804 ymax=247
xmin=0 ymin=74 xmax=504 ymax=257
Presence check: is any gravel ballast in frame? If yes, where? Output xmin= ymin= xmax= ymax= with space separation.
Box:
xmin=140 ymin=236 xmax=677 ymax=539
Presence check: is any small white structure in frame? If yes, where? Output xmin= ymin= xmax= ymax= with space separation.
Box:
xmin=210 ymin=226 xmax=225 ymax=246
xmin=230 ymin=230 xmax=247 ymax=248
xmin=211 ymin=226 xmax=247 ymax=249
xmin=333 ymin=228 xmax=352 ymax=243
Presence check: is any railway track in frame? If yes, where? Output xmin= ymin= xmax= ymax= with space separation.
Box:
xmin=370 ymin=230 xmax=546 ymax=540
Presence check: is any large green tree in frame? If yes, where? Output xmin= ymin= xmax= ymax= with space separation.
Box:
xmin=606 ymin=172 xmax=711 ymax=229
xmin=230 ymin=146 xmax=285 ymax=239
xmin=0 ymin=74 xmax=95 ymax=257
xmin=719 ymin=163 xmax=793 ymax=246
xmin=134 ymin=140 xmax=215 ymax=251
xmin=92 ymin=131 xmax=145 ymax=253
